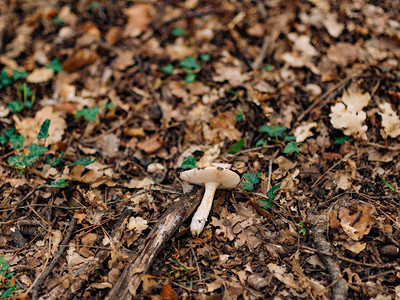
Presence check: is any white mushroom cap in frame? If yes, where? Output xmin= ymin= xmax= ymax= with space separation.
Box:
xmin=180 ymin=167 xmax=240 ymax=189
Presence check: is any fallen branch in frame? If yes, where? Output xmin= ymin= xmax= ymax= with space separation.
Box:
xmin=31 ymin=216 xmax=76 ymax=300
xmin=107 ymin=186 xmax=203 ymax=299
xmin=310 ymin=215 xmax=348 ymax=300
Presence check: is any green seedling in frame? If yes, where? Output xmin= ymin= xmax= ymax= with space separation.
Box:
xmin=45 ymin=152 xmax=64 ymax=167
xmin=46 ymin=59 xmax=63 ymax=72
xmin=4 ymin=128 xmax=24 ymax=150
xmin=37 ymin=119 xmax=50 ymax=140
xmin=0 ymin=255 xmax=17 ymax=298
xmin=12 ymin=69 xmax=28 ymax=80
xmin=255 ymin=139 xmax=268 ymax=147
xmin=241 ymin=173 xmax=261 ymax=191
xmin=284 ymin=142 xmax=302 ymax=154
xmin=200 ymin=53 xmax=210 ymax=62
xmin=379 ymin=175 xmax=400 ymax=196
xmin=161 ymin=64 xmax=174 ymax=74
xmin=264 ymin=64 xmax=273 ymax=71
xmin=172 ymin=27 xmax=188 ymax=36
xmin=296 ymin=221 xmax=307 ymax=236
xmin=38 ymin=179 xmax=68 ymax=189
xmin=258 ymin=183 xmax=281 ymax=209
xmin=68 ymin=157 xmax=98 ymax=166
xmin=334 ymin=136 xmax=351 ymax=144
xmin=284 ymin=134 xmax=296 ymax=141
xmin=227 ymin=139 xmax=244 ymax=154
xmin=75 ymin=107 xmax=100 ymax=121
xmin=259 ymin=125 xmax=287 ymax=138
xmin=0 ymin=69 xmax=13 ymax=90
xmin=180 ymin=155 xmax=198 ymax=170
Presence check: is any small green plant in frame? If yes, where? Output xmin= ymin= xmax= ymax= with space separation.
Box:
xmin=200 ymin=53 xmax=210 ymax=62
xmin=179 ymin=56 xmax=200 ymax=84
xmin=9 ymin=84 xmax=36 ymax=112
xmin=264 ymin=64 xmax=273 ymax=71
xmin=258 ymin=183 xmax=281 ymax=209
xmin=68 ymin=157 xmax=98 ymax=166
xmin=172 ymin=27 xmax=188 ymax=36
xmin=259 ymin=125 xmax=287 ymax=138
xmin=379 ymin=175 xmax=400 ymax=196
xmin=296 ymin=221 xmax=307 ymax=236
xmin=180 ymin=155 xmax=198 ymax=169
xmin=284 ymin=142 xmax=302 ymax=154
xmin=161 ymin=64 xmax=174 ymax=74
xmin=75 ymin=107 xmax=100 ymax=121
xmin=334 ymin=136 xmax=351 ymax=144
xmin=0 ymin=255 xmax=17 ymax=298
xmin=241 ymin=173 xmax=262 ymax=191
xmin=6 ymin=120 xmax=50 ymax=173
xmin=255 ymin=139 xmax=268 ymax=147
xmin=227 ymin=139 xmax=245 ymax=154
xmin=12 ymin=69 xmax=28 ymax=80
xmin=284 ymin=134 xmax=296 ymax=141
xmin=0 ymin=69 xmax=13 ymax=90
xmin=46 ymin=59 xmax=63 ymax=72
xmin=2 ymin=128 xmax=24 ymax=149
xmin=38 ymin=179 xmax=68 ymax=189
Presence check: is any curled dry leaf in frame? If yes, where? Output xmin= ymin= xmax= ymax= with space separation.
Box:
xmin=126 ymin=216 xmax=148 ymax=234
xmin=26 ymin=67 xmax=54 ymax=83
xmin=63 ymin=48 xmax=99 ymax=72
xmin=13 ymin=106 xmax=67 ymax=147
xmin=330 ymin=86 xmax=370 ymax=140
xmin=378 ymin=102 xmax=400 ymax=138
xmin=338 ymin=203 xmax=377 ymax=241
xmin=160 ymin=284 xmax=178 ymax=300
xmin=123 ymin=4 xmax=154 ymax=38
xmin=294 ymin=122 xmax=317 ymax=142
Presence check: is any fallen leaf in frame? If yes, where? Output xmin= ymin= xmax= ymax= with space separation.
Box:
xmin=294 ymin=122 xmax=317 ymax=142
xmin=26 ymin=67 xmax=54 ymax=83
xmin=160 ymin=284 xmax=178 ymax=300
xmin=338 ymin=203 xmax=377 ymax=241
xmin=13 ymin=106 xmax=67 ymax=147
xmin=137 ymin=134 xmax=164 ymax=154
xmin=127 ymin=216 xmax=148 ymax=234
xmin=330 ymin=85 xmax=370 ymax=140
xmin=123 ymin=4 xmax=154 ymax=37
xmin=378 ymin=102 xmax=400 ymax=138
xmin=63 ymin=48 xmax=99 ymax=72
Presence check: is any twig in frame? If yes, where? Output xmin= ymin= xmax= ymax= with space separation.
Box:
xmin=31 ymin=217 xmax=76 ymax=299
xmin=189 ymin=241 xmax=203 ymax=284
xmin=366 ymin=142 xmax=400 ymax=151
xmin=164 ymin=9 xmax=227 ymax=25
xmin=3 ymin=188 xmax=37 ymax=222
xmin=312 ymin=152 xmax=354 ymax=188
xmin=310 ymin=214 xmax=348 ymax=300
xmin=106 ymin=187 xmax=203 ymax=299
xmin=297 ymin=75 xmax=356 ymax=122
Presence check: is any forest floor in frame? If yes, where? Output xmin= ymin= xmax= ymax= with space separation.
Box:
xmin=1 ymin=0 xmax=400 ymax=299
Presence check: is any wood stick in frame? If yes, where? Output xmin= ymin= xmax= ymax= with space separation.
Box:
xmin=107 ymin=186 xmax=203 ymax=299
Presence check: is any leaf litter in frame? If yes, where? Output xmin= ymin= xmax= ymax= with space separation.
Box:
xmin=0 ymin=0 xmax=400 ymax=299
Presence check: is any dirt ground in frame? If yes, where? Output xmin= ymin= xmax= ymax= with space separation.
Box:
xmin=0 ymin=0 xmax=400 ymax=299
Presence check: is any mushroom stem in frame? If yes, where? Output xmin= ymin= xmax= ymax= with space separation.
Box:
xmin=190 ymin=181 xmax=220 ymax=236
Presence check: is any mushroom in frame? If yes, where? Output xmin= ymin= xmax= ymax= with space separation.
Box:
xmin=180 ymin=167 xmax=240 ymax=236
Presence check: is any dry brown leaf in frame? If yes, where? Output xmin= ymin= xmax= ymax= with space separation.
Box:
xmin=378 ymin=102 xmax=400 ymax=138
xmin=26 ymin=67 xmax=54 ymax=83
xmin=105 ymin=27 xmax=122 ymax=45
xmin=123 ymin=4 xmax=154 ymax=37
xmin=338 ymin=203 xmax=377 ymax=241
xmin=330 ymin=86 xmax=370 ymax=140
xmin=13 ymin=106 xmax=67 ymax=147
xmin=267 ymin=263 xmax=299 ymax=290
xmin=63 ymin=48 xmax=99 ymax=72
xmin=209 ymin=112 xmax=242 ymax=141
xmin=160 ymin=284 xmax=178 ymax=300
xmin=137 ymin=134 xmax=164 ymax=154
xmin=127 ymin=217 xmax=148 ymax=234
xmin=294 ymin=122 xmax=317 ymax=142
